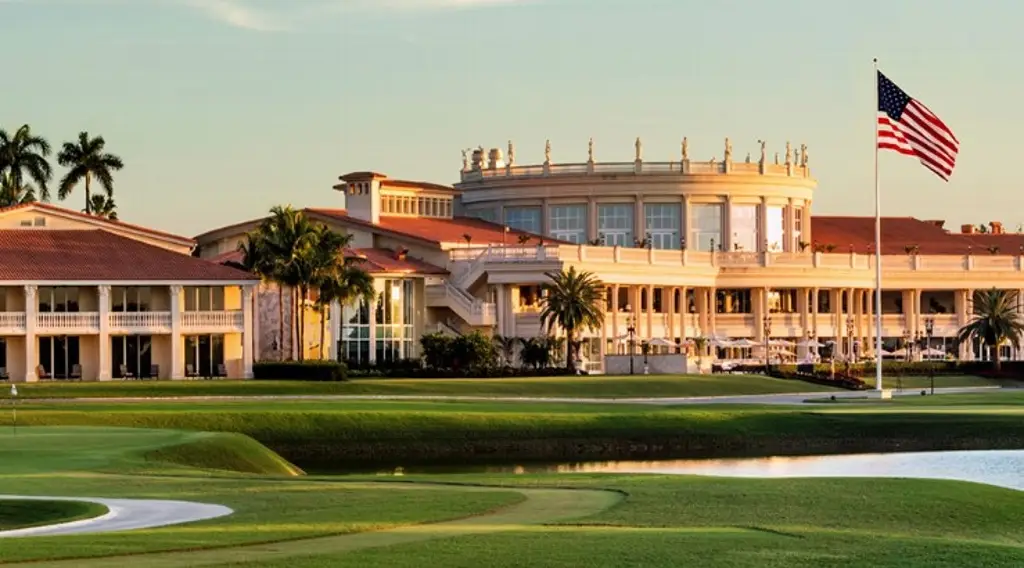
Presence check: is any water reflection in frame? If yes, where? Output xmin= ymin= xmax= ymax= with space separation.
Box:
xmin=383 ymin=450 xmax=1024 ymax=491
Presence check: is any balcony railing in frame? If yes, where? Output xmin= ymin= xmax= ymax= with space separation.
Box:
xmin=109 ymin=311 xmax=172 ymax=331
xmin=37 ymin=312 xmax=100 ymax=332
xmin=0 ymin=312 xmax=26 ymax=332
xmin=181 ymin=310 xmax=244 ymax=331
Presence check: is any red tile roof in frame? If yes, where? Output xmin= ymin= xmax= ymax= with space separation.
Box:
xmin=210 ymin=247 xmax=446 ymax=275
xmin=811 ymin=216 xmax=1024 ymax=255
xmin=0 ymin=230 xmax=256 ymax=281
xmin=0 ymin=202 xmax=195 ymax=245
xmin=307 ymin=208 xmax=558 ymax=247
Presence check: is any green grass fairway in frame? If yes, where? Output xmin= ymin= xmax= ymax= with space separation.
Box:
xmin=9 ymin=373 xmax=845 ymax=400
xmin=2 ymin=425 xmax=1024 ymax=567
xmin=0 ymin=499 xmax=106 ymax=531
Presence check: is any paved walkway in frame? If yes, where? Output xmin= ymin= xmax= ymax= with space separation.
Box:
xmin=11 ymin=484 xmax=621 ymax=567
xmin=22 ymin=385 xmax=1006 ymax=407
xmin=0 ymin=495 xmax=232 ymax=538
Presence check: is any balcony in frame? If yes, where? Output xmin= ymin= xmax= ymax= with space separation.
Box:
xmin=181 ymin=310 xmax=244 ymax=332
xmin=109 ymin=312 xmax=172 ymax=333
xmin=0 ymin=312 xmax=26 ymax=334
xmin=37 ymin=312 xmax=100 ymax=333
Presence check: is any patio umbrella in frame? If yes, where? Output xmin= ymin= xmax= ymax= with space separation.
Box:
xmin=648 ymin=338 xmax=678 ymax=348
xmin=769 ymin=339 xmax=795 ymax=347
xmin=730 ymin=338 xmax=758 ymax=348
xmin=797 ymin=339 xmax=825 ymax=348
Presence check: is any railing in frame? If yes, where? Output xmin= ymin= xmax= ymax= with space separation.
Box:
xmin=459 ymin=160 xmax=812 ymax=182
xmin=426 ymin=283 xmax=497 ymax=324
xmin=37 ymin=312 xmax=100 ymax=331
xmin=0 ymin=312 xmax=25 ymax=331
xmin=108 ymin=311 xmax=172 ymax=330
xmin=181 ymin=311 xmax=244 ymax=330
xmin=451 ymin=244 xmax=1024 ymax=275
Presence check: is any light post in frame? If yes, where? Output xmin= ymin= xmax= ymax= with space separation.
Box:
xmin=902 ymin=329 xmax=912 ymax=362
xmin=846 ymin=315 xmax=855 ymax=363
xmin=626 ymin=312 xmax=637 ymax=375
xmin=925 ymin=316 xmax=935 ymax=394
xmin=762 ymin=315 xmax=772 ymax=375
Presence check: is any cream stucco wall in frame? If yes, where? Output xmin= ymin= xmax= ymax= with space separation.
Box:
xmin=151 ymin=335 xmax=171 ymax=379
xmin=79 ymin=336 xmax=99 ymax=380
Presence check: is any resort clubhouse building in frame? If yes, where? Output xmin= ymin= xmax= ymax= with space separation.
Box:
xmin=192 ymin=138 xmax=1024 ymax=374
xmin=1 ymin=137 xmax=1018 ymax=382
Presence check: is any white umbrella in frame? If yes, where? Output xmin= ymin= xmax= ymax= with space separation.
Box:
xmin=769 ymin=339 xmax=795 ymax=347
xmin=921 ymin=347 xmax=946 ymax=357
xmin=711 ymin=338 xmax=735 ymax=348
xmin=731 ymin=338 xmax=758 ymax=348
xmin=888 ymin=348 xmax=908 ymax=357
xmin=648 ymin=338 xmax=677 ymax=348
xmin=797 ymin=339 xmax=825 ymax=348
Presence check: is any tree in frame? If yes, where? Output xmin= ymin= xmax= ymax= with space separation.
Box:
xmin=956 ymin=289 xmax=1024 ymax=371
xmin=492 ymin=335 xmax=518 ymax=367
xmin=0 ymin=125 xmax=52 ymax=201
xmin=56 ymin=132 xmax=124 ymax=214
xmin=84 ymin=194 xmax=117 ymax=220
xmin=538 ymin=267 xmax=605 ymax=374
xmin=0 ymin=173 xmax=36 ymax=207
xmin=308 ymin=225 xmax=374 ymax=360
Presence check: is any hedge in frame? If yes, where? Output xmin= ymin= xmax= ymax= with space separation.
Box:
xmin=252 ymin=361 xmax=347 ymax=381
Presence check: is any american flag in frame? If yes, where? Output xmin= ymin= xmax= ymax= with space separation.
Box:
xmin=877 ymin=71 xmax=959 ymax=181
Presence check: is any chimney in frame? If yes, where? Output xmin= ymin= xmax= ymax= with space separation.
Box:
xmin=335 ymin=171 xmax=387 ymax=226
xmin=925 ymin=220 xmax=945 ymax=229
xmin=990 ymin=221 xmax=1004 ymax=235
xmin=960 ymin=224 xmax=975 ymax=234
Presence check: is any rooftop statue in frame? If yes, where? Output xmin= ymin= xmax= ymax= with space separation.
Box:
xmin=759 ymin=139 xmax=767 ymax=163
xmin=785 ymin=141 xmax=792 ymax=165
xmin=724 ymin=138 xmax=732 ymax=162
xmin=461 ymin=149 xmax=468 ymax=170
xmin=544 ymin=139 xmax=552 ymax=164
xmin=801 ymin=144 xmax=809 ymax=166
xmin=681 ymin=137 xmax=689 ymax=161
xmin=635 ymin=137 xmax=643 ymax=161
xmin=588 ymin=137 xmax=594 ymax=162
xmin=508 ymin=140 xmax=515 ymax=165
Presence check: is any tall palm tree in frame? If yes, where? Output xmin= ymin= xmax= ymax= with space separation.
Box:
xmin=255 ymin=206 xmax=318 ymax=360
xmin=956 ymin=289 xmax=1024 ymax=371
xmin=0 ymin=125 xmax=52 ymax=201
xmin=538 ymin=267 xmax=605 ymax=374
xmin=0 ymin=173 xmax=36 ymax=207
xmin=56 ymin=131 xmax=124 ymax=214
xmin=317 ymin=264 xmax=375 ymax=360
xmin=84 ymin=194 xmax=117 ymax=220
xmin=237 ymin=231 xmax=274 ymax=357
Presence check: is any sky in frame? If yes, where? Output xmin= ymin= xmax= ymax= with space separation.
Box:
xmin=1 ymin=0 xmax=1020 ymax=237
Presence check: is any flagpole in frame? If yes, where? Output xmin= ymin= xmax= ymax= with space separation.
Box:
xmin=873 ymin=58 xmax=884 ymax=392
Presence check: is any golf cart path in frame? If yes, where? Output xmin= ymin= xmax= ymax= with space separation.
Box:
xmin=22 ymin=385 xmax=1004 ymax=406
xmin=0 ymin=495 xmax=232 ymax=538
xmin=13 ymin=484 xmax=622 ymax=568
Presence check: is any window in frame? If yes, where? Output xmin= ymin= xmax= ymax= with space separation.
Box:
xmin=768 ymin=289 xmax=798 ymax=313
xmin=184 ymin=287 xmax=225 ymax=311
xmin=111 ymin=287 xmax=152 ymax=312
xmin=730 ymin=204 xmax=759 ymax=252
xmin=644 ymin=204 xmax=681 ymax=249
xmin=112 ymin=335 xmax=153 ymax=378
xmin=340 ymin=297 xmax=371 ymax=364
xmin=716 ymin=290 xmax=752 ymax=314
xmin=598 ymin=203 xmax=634 ymax=246
xmin=375 ymin=279 xmax=416 ymax=363
xmin=470 ymin=208 xmax=498 ymax=223
xmin=38 ymin=336 xmax=80 ymax=379
xmin=689 ymin=204 xmax=722 ymax=252
xmin=38 ymin=287 xmax=80 ymax=313
xmin=185 ymin=334 xmax=225 ymax=377
xmin=793 ymin=207 xmax=804 ymax=250
xmin=33 ymin=217 xmax=45 ymax=227
xmin=549 ymin=204 xmax=587 ymax=243
xmin=505 ymin=207 xmax=542 ymax=233
xmin=766 ymin=205 xmax=785 ymax=251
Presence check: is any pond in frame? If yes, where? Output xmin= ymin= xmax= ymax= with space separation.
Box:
xmin=381 ymin=450 xmax=1024 ymax=491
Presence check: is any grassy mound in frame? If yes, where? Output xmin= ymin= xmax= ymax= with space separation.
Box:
xmin=144 ymin=431 xmax=303 ymax=476
xmin=0 ymin=499 xmax=107 ymax=531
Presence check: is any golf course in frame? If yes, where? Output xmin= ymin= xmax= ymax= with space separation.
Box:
xmin=1 ymin=375 xmax=1023 ymax=566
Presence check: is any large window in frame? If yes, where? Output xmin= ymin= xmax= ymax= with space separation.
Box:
xmin=112 ymin=335 xmax=153 ymax=378
xmin=730 ymin=204 xmax=759 ymax=252
xmin=598 ymin=204 xmax=634 ymax=247
xmin=689 ymin=204 xmax=722 ymax=252
xmin=185 ymin=334 xmax=225 ymax=377
xmin=645 ymin=204 xmax=681 ymax=249
xmin=504 ymin=207 xmax=542 ymax=234
xmin=184 ymin=286 xmax=225 ymax=311
xmin=340 ymin=297 xmax=371 ymax=364
xmin=111 ymin=287 xmax=152 ymax=312
xmin=375 ymin=279 xmax=416 ymax=363
xmin=768 ymin=289 xmax=798 ymax=313
xmin=549 ymin=204 xmax=587 ymax=243
xmin=469 ymin=208 xmax=498 ymax=223
xmin=38 ymin=336 xmax=80 ymax=378
xmin=716 ymin=290 xmax=752 ymax=314
xmin=793 ymin=206 xmax=804 ymax=250
xmin=38 ymin=287 xmax=79 ymax=312
xmin=766 ymin=205 xmax=785 ymax=252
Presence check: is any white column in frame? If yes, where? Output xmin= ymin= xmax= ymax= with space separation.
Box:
xmin=170 ymin=285 xmax=184 ymax=379
xmin=328 ymin=299 xmax=342 ymax=361
xmin=24 ymin=285 xmax=37 ymax=382
xmin=242 ymin=285 xmax=254 ymax=378
xmin=98 ymin=285 xmax=111 ymax=381
xmin=368 ymin=281 xmax=379 ymax=364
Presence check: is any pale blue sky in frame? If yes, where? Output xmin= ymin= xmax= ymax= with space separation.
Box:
xmin=1 ymin=0 xmax=1018 ymax=237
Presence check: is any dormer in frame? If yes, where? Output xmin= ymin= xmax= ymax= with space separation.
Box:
xmin=334 ymin=172 xmax=460 ymax=223
xmin=334 ymin=171 xmax=387 ymax=224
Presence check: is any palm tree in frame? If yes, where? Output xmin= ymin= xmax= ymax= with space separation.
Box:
xmin=0 ymin=125 xmax=52 ymax=201
xmin=538 ymin=267 xmax=605 ymax=374
xmin=84 ymin=194 xmax=117 ymax=220
xmin=0 ymin=173 xmax=36 ymax=207
xmin=237 ymin=231 xmax=274 ymax=357
xmin=56 ymin=131 xmax=124 ymax=214
xmin=956 ymin=289 xmax=1024 ymax=371
xmin=254 ymin=206 xmax=318 ymax=360
xmin=492 ymin=335 xmax=518 ymax=367
xmin=317 ymin=264 xmax=375 ymax=360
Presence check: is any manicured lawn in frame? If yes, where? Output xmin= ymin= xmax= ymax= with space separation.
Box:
xmin=2 ymin=425 xmax=1024 ymax=566
xmin=9 ymin=374 xmax=842 ymax=400
xmin=0 ymin=499 xmax=106 ymax=531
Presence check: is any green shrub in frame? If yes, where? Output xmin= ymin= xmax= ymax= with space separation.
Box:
xmin=252 ymin=360 xmax=347 ymax=381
